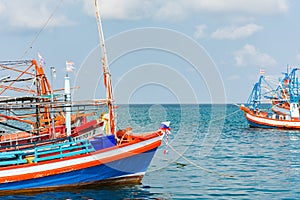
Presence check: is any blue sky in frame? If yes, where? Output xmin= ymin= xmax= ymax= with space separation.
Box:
xmin=0 ymin=0 xmax=299 ymax=104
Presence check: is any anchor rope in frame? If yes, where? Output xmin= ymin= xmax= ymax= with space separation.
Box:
xmin=152 ymin=105 xmax=242 ymax=178
xmin=209 ymin=107 xmax=241 ymax=123
xmin=159 ymin=138 xmax=234 ymax=178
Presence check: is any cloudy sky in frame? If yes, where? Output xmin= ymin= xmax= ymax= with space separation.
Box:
xmin=0 ymin=0 xmax=299 ymax=104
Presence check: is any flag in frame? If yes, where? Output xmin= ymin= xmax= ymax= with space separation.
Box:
xmin=259 ymin=69 xmax=265 ymax=74
xmin=37 ymin=52 xmax=45 ymax=66
xmin=160 ymin=121 xmax=171 ymax=155
xmin=160 ymin=121 xmax=171 ymax=132
xmin=284 ymin=78 xmax=289 ymax=86
xmin=66 ymin=61 xmax=75 ymax=72
xmin=51 ymin=67 xmax=56 ymax=79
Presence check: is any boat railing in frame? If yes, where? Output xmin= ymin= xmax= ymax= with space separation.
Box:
xmin=32 ymin=139 xmax=95 ymax=163
xmin=0 ymin=150 xmax=27 ymax=166
xmin=0 ymin=138 xmax=95 ymax=166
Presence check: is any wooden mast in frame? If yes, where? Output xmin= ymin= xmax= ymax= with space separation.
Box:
xmin=94 ymin=0 xmax=116 ymax=135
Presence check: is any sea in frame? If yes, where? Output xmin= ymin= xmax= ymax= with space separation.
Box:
xmin=2 ymin=104 xmax=300 ymax=199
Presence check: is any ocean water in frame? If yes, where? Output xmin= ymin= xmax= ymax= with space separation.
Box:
xmin=3 ymin=104 xmax=300 ymax=199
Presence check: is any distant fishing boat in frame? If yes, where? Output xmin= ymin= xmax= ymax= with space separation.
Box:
xmin=0 ymin=0 xmax=169 ymax=193
xmin=240 ymin=67 xmax=300 ymax=129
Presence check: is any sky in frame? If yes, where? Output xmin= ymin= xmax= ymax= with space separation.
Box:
xmin=0 ymin=0 xmax=299 ymax=104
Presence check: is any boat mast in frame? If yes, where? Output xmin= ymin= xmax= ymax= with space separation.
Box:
xmin=247 ymin=75 xmax=263 ymax=110
xmin=64 ymin=74 xmax=72 ymax=136
xmin=287 ymin=68 xmax=300 ymax=119
xmin=94 ymin=0 xmax=116 ymax=135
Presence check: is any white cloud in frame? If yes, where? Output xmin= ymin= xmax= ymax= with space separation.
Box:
xmin=0 ymin=1 xmax=74 ymax=30
xmin=83 ymin=0 xmax=158 ymax=20
xmin=83 ymin=0 xmax=289 ymax=21
xmin=188 ymin=0 xmax=288 ymax=15
xmin=0 ymin=0 xmax=290 ymax=30
xmin=211 ymin=24 xmax=263 ymax=40
xmin=234 ymin=44 xmax=277 ymax=67
xmin=194 ymin=25 xmax=207 ymax=39
xmin=153 ymin=1 xmax=187 ymax=21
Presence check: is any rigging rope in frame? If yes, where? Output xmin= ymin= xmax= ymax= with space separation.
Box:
xmin=21 ymin=0 xmax=64 ymax=59
xmin=157 ymin=138 xmax=234 ymax=178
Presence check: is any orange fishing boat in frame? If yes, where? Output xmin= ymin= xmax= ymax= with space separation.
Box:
xmin=241 ymin=68 xmax=300 ymax=129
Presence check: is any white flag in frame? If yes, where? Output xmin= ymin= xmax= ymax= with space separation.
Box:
xmin=66 ymin=61 xmax=75 ymax=72
xmin=38 ymin=52 xmax=45 ymax=66
xmin=51 ymin=67 xmax=56 ymax=79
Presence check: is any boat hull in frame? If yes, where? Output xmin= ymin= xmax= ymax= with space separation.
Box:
xmin=241 ymin=106 xmax=300 ymax=129
xmin=0 ymin=134 xmax=162 ymax=193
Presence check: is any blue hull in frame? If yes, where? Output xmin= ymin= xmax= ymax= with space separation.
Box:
xmin=0 ymin=148 xmax=157 ymax=191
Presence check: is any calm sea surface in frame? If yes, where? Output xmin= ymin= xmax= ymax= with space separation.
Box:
xmin=3 ymin=104 xmax=300 ymax=199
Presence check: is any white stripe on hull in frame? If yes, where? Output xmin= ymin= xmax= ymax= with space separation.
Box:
xmin=246 ymin=112 xmax=300 ymax=127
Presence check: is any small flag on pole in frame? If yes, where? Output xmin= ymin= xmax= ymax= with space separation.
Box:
xmin=160 ymin=121 xmax=171 ymax=132
xmin=66 ymin=61 xmax=75 ymax=72
xmin=159 ymin=121 xmax=171 ymax=155
xmin=51 ymin=67 xmax=56 ymax=79
xmin=37 ymin=52 xmax=45 ymax=67
xmin=259 ymin=68 xmax=265 ymax=74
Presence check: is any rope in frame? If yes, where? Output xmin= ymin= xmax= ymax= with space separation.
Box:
xmin=152 ymin=106 xmax=243 ymax=178
xmin=21 ymin=0 xmax=64 ymax=59
xmin=209 ymin=106 xmax=241 ymax=123
xmin=161 ymin=139 xmax=234 ymax=178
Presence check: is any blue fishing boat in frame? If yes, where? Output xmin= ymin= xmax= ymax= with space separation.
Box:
xmin=0 ymin=0 xmax=169 ymax=193
xmin=240 ymin=67 xmax=300 ymax=129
